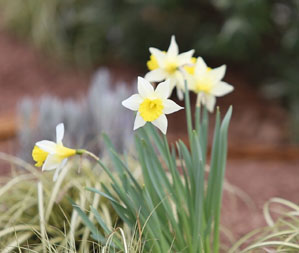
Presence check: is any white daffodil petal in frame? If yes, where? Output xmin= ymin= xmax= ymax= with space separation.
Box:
xmin=177 ymin=49 xmax=195 ymax=65
xmin=205 ymin=95 xmax=216 ymax=112
xmin=133 ymin=113 xmax=146 ymax=130
xmin=194 ymin=57 xmax=208 ymax=76
xmin=56 ymin=123 xmax=64 ymax=144
xmin=145 ymin=69 xmax=165 ymax=83
xmin=152 ymin=114 xmax=168 ymax=135
xmin=196 ymin=93 xmax=202 ymax=107
xmin=53 ymin=158 xmax=67 ymax=181
xmin=174 ymin=71 xmax=185 ymax=89
xmin=169 ymin=77 xmax=176 ymax=92
xmin=42 ymin=154 xmax=61 ymax=171
xmin=210 ymin=65 xmax=226 ymax=83
xmin=185 ymin=74 xmax=196 ymax=91
xmin=167 ymin=35 xmax=178 ymax=58
xmin=211 ymin=81 xmax=234 ymax=97
xmin=53 ymin=167 xmax=61 ymax=182
xmin=149 ymin=48 xmax=166 ymax=66
xmin=138 ymin=77 xmax=155 ymax=98
xmin=176 ymin=88 xmax=184 ymax=101
xmin=163 ymin=99 xmax=183 ymax=114
xmin=36 ymin=140 xmax=58 ymax=154
xmin=122 ymin=94 xmax=143 ymax=111
xmin=155 ymin=80 xmax=170 ymax=99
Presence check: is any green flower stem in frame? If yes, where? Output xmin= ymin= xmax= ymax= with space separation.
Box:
xmin=195 ymin=105 xmax=201 ymax=133
xmin=201 ymin=106 xmax=209 ymax=164
xmin=184 ymin=80 xmax=193 ymax=145
xmin=76 ymin=149 xmax=100 ymax=161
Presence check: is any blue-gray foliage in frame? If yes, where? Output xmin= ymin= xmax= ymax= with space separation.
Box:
xmin=17 ymin=68 xmax=135 ymax=161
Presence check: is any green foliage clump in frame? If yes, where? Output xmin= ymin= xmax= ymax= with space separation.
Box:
xmin=75 ymin=86 xmax=233 ymax=252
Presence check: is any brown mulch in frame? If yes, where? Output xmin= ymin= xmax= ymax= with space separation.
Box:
xmin=0 ymin=28 xmax=298 ymax=243
xmin=223 ymin=159 xmax=299 ymax=239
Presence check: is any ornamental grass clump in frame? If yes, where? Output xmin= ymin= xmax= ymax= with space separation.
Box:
xmin=230 ymin=198 xmax=299 ymax=252
xmin=0 ymin=152 xmax=119 ymax=252
xmin=29 ymin=35 xmax=234 ymax=252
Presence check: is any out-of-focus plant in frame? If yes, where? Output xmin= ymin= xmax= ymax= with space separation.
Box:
xmin=17 ymin=68 xmax=134 ymax=162
xmin=0 ymin=0 xmax=289 ymax=67
xmin=1 ymin=0 xmax=298 ymax=139
xmin=229 ymin=198 xmax=299 ymax=252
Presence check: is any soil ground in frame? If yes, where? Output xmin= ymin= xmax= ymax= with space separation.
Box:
xmin=0 ymin=28 xmax=298 ymax=243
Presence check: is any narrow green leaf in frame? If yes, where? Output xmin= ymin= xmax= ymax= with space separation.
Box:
xmin=90 ymin=206 xmax=111 ymax=234
xmin=212 ymin=106 xmax=233 ymax=253
xmin=70 ymin=198 xmax=105 ymax=243
xmin=86 ymin=187 xmax=119 ymax=204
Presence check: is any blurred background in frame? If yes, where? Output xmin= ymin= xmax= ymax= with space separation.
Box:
xmin=0 ymin=0 xmax=298 ymax=240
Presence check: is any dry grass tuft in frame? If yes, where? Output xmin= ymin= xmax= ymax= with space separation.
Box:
xmin=230 ymin=197 xmax=299 ymax=252
xmin=0 ymin=152 xmax=116 ymax=252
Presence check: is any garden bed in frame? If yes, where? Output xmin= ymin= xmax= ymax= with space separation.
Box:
xmin=0 ymin=28 xmax=298 ymax=244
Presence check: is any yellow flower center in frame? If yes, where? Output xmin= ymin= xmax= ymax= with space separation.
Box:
xmin=165 ymin=61 xmax=178 ymax=74
xmin=147 ymin=51 xmax=166 ymax=71
xmin=55 ymin=145 xmax=76 ymax=159
xmin=32 ymin=146 xmax=48 ymax=167
xmin=139 ymin=98 xmax=164 ymax=122
xmin=184 ymin=57 xmax=197 ymax=75
xmin=147 ymin=55 xmax=159 ymax=71
xmin=195 ymin=81 xmax=212 ymax=93
xmin=32 ymin=144 xmax=76 ymax=167
xmin=194 ymin=67 xmax=213 ymax=93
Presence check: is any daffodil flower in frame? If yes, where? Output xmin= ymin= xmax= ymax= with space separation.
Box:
xmin=32 ymin=123 xmax=76 ymax=181
xmin=147 ymin=53 xmax=161 ymax=71
xmin=184 ymin=57 xmax=197 ymax=75
xmin=188 ymin=57 xmax=234 ymax=112
xmin=122 ymin=77 xmax=183 ymax=134
xmin=145 ymin=35 xmax=194 ymax=100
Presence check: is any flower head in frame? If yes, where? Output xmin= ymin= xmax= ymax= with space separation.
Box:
xmin=145 ymin=35 xmax=194 ymax=100
xmin=188 ymin=57 xmax=234 ymax=112
xmin=147 ymin=54 xmax=160 ymax=71
xmin=184 ymin=57 xmax=197 ymax=75
xmin=122 ymin=77 xmax=183 ymax=134
xmin=32 ymin=123 xmax=76 ymax=181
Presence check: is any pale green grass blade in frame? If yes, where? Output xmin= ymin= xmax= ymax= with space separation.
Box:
xmin=240 ymin=241 xmax=299 ymax=252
